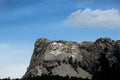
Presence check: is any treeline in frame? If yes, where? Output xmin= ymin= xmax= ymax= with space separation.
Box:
xmin=23 ymin=75 xmax=89 ymax=80
xmin=0 ymin=77 xmax=19 ymax=80
xmin=0 ymin=75 xmax=88 ymax=80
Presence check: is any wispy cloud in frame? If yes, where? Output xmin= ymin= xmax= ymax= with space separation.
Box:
xmin=65 ymin=8 xmax=120 ymax=28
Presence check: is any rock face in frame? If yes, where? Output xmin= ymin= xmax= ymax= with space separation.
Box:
xmin=23 ymin=38 xmax=120 ymax=79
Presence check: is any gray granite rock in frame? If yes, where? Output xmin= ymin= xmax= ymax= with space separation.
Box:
xmin=23 ymin=38 xmax=120 ymax=79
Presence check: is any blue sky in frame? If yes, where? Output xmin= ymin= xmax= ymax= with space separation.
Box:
xmin=0 ymin=0 xmax=120 ymax=78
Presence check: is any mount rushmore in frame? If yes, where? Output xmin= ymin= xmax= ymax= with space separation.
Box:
xmin=23 ymin=38 xmax=120 ymax=79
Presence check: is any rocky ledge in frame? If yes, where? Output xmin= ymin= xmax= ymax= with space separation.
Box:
xmin=23 ymin=38 xmax=120 ymax=79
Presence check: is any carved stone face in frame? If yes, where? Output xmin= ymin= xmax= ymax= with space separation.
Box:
xmin=50 ymin=42 xmax=58 ymax=50
xmin=70 ymin=45 xmax=78 ymax=58
xmin=71 ymin=46 xmax=77 ymax=53
xmin=44 ymin=42 xmax=81 ymax=60
xmin=50 ymin=42 xmax=64 ymax=51
xmin=58 ymin=43 xmax=64 ymax=51
xmin=47 ymin=42 xmax=65 ymax=56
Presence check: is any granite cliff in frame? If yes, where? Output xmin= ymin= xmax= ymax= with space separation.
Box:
xmin=23 ymin=38 xmax=120 ymax=79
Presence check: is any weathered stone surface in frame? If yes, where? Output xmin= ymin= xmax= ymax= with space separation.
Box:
xmin=23 ymin=38 xmax=120 ymax=79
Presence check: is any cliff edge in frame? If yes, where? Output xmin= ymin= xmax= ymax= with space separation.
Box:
xmin=23 ymin=38 xmax=120 ymax=79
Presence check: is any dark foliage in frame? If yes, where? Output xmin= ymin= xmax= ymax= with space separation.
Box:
xmin=0 ymin=75 xmax=89 ymax=80
xmin=92 ymin=52 xmax=120 ymax=80
xmin=23 ymin=74 xmax=89 ymax=80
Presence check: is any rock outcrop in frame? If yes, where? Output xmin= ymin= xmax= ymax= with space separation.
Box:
xmin=23 ymin=38 xmax=120 ymax=79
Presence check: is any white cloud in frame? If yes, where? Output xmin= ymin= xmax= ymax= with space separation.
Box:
xmin=65 ymin=8 xmax=120 ymax=28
